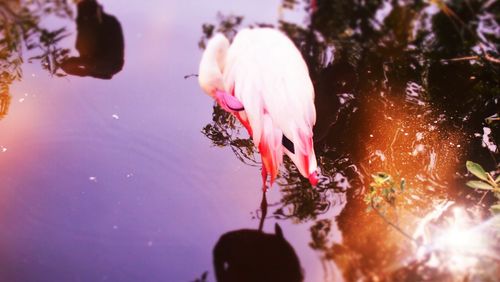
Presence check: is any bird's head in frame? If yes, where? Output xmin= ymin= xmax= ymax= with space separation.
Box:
xmin=305 ymin=156 xmax=319 ymax=187
xmin=198 ymin=34 xmax=230 ymax=99
xmin=308 ymin=170 xmax=319 ymax=186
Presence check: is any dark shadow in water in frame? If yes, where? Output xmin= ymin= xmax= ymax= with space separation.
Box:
xmin=0 ymin=0 xmax=125 ymax=120
xmin=213 ymin=223 xmax=303 ymax=282
xmin=60 ymin=0 xmax=124 ymax=79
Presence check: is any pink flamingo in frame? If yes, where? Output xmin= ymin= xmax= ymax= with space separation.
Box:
xmin=198 ymin=28 xmax=319 ymax=189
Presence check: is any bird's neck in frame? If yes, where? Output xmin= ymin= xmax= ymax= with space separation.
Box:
xmin=198 ymin=34 xmax=230 ymax=97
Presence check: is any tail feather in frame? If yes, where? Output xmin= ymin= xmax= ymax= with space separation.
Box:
xmin=298 ymin=129 xmax=313 ymax=157
xmin=286 ymin=129 xmax=317 ymax=179
xmin=258 ymin=114 xmax=283 ymax=185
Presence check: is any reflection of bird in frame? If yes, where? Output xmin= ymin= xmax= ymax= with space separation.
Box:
xmin=213 ymin=224 xmax=303 ymax=282
xmin=199 ymin=28 xmax=318 ymax=188
xmin=61 ymin=0 xmax=124 ymax=79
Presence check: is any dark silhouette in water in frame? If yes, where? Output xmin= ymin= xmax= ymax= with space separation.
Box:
xmin=61 ymin=0 xmax=124 ymax=79
xmin=213 ymin=223 xmax=303 ymax=282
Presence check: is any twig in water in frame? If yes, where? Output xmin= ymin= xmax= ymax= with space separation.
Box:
xmin=371 ymin=200 xmax=420 ymax=244
xmin=388 ymin=128 xmax=400 ymax=166
xmin=442 ymin=53 xmax=500 ymax=64
xmin=184 ymin=73 xmax=199 ymax=79
xmin=477 ymin=190 xmax=488 ymax=206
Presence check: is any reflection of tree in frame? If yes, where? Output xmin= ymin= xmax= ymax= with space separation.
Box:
xmin=274 ymin=164 xmax=331 ymax=221
xmin=273 ymin=151 xmax=359 ymax=221
xmin=200 ymin=1 xmax=499 ymax=279
xmin=0 ymin=0 xmax=73 ymax=119
xmin=198 ymin=13 xmax=243 ymax=49
xmin=0 ymin=91 xmax=10 ymax=119
xmin=201 ymin=105 xmax=259 ymax=167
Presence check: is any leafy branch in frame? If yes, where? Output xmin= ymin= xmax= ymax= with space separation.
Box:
xmin=363 ymin=172 xmax=406 ymax=212
xmin=363 ymin=172 xmax=418 ymax=243
xmin=0 ymin=0 xmax=73 ymax=112
xmin=465 ymin=161 xmax=500 ymax=215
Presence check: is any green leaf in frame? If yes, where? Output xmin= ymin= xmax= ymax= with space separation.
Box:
xmin=372 ymin=172 xmax=391 ymax=185
xmin=381 ymin=188 xmax=390 ymax=199
xmin=490 ymin=204 xmax=500 ymax=215
xmin=466 ymin=161 xmax=489 ymax=181
xmin=363 ymin=194 xmax=372 ymax=204
xmin=466 ymin=180 xmax=493 ymax=190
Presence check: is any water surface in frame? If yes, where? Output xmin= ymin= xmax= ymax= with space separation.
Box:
xmin=0 ymin=0 xmax=499 ymax=281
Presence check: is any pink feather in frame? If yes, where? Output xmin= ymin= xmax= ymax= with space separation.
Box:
xmin=199 ymin=28 xmax=319 ymax=189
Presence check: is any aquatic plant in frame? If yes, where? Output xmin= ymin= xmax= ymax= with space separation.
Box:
xmin=363 ymin=172 xmax=406 ymax=212
xmin=466 ymin=160 xmax=500 ymax=215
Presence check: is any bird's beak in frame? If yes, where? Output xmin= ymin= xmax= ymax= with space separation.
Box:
xmin=215 ymin=90 xmax=244 ymax=112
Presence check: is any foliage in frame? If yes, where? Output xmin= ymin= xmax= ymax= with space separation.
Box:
xmin=363 ymin=172 xmax=406 ymax=213
xmin=0 ymin=92 xmax=11 ymax=119
xmin=309 ymin=219 xmax=332 ymax=250
xmin=465 ymin=160 xmax=500 ymax=215
xmin=0 ymin=0 xmax=73 ymax=119
xmin=198 ymin=13 xmax=243 ymax=49
xmin=201 ymin=105 xmax=259 ymax=166
xmin=274 ymin=175 xmax=330 ymax=221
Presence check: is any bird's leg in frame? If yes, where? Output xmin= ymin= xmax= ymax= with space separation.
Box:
xmin=261 ymin=165 xmax=268 ymax=192
xmin=258 ymin=191 xmax=267 ymax=232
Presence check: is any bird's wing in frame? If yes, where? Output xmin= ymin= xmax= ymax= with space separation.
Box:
xmin=223 ymin=28 xmax=316 ymax=178
xmin=224 ymin=28 xmax=315 ymax=154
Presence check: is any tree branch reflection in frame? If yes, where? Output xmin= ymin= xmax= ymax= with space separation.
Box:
xmin=0 ymin=0 xmax=73 ymax=119
xmin=200 ymin=0 xmax=498 ymax=280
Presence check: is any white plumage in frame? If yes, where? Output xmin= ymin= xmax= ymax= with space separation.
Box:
xmin=199 ymin=28 xmax=318 ymax=188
